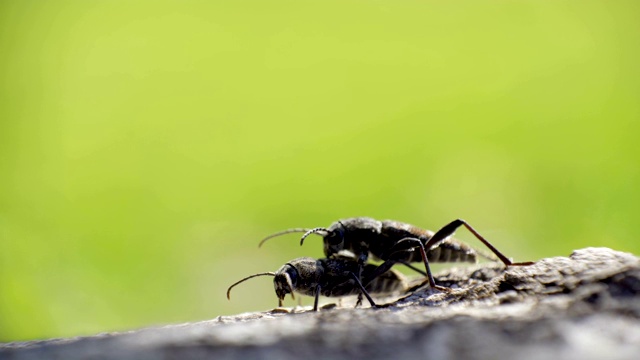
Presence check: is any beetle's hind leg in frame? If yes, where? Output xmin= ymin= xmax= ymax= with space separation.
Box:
xmin=425 ymin=219 xmax=535 ymax=267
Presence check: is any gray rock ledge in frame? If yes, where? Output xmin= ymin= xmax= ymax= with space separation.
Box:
xmin=1 ymin=247 xmax=639 ymax=360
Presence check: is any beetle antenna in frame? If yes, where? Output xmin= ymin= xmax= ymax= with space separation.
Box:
xmin=258 ymin=228 xmax=310 ymax=248
xmin=300 ymin=227 xmax=330 ymax=246
xmin=227 ymin=272 xmax=276 ymax=300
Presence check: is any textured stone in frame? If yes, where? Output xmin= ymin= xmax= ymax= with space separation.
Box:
xmin=1 ymin=247 xmax=639 ymax=360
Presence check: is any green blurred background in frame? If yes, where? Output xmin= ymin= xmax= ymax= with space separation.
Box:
xmin=1 ymin=0 xmax=639 ymax=341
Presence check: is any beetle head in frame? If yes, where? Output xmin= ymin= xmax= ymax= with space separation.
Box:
xmin=323 ymin=221 xmax=346 ymax=256
xmin=274 ymin=263 xmax=299 ymax=302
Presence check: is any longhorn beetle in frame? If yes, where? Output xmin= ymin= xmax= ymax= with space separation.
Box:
xmin=259 ymin=217 xmax=534 ymax=291
xmin=227 ymin=255 xmax=407 ymax=311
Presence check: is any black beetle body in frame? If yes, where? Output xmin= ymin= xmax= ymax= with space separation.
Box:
xmin=321 ymin=217 xmax=477 ymax=266
xmin=227 ymin=255 xmax=406 ymax=311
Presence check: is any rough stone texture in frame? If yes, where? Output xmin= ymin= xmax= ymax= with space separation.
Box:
xmin=1 ymin=247 xmax=639 ymax=360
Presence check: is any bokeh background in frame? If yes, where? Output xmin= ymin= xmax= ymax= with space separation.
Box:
xmin=1 ymin=0 xmax=639 ymax=341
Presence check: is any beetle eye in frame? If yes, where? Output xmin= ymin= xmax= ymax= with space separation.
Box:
xmin=328 ymin=230 xmax=343 ymax=245
xmin=287 ymin=268 xmax=298 ymax=283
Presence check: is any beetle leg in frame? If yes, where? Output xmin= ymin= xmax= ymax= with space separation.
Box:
xmin=354 ymin=253 xmax=369 ymax=307
xmin=348 ymin=272 xmax=377 ymax=308
xmin=313 ymin=284 xmax=321 ymax=311
xmin=424 ymin=219 xmax=535 ymax=267
xmin=393 ymin=238 xmax=444 ymax=290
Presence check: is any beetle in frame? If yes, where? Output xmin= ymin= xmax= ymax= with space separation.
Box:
xmin=226 ymin=255 xmax=408 ymax=311
xmin=259 ymin=217 xmax=534 ymax=290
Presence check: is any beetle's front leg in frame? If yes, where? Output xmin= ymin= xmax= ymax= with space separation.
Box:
xmin=313 ymin=284 xmax=322 ymax=311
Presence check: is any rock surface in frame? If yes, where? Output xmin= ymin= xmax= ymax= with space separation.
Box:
xmin=1 ymin=247 xmax=639 ymax=360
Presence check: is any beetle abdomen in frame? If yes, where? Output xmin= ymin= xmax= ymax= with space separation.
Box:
xmin=363 ymin=265 xmax=406 ymax=294
xmin=426 ymin=239 xmax=477 ymax=263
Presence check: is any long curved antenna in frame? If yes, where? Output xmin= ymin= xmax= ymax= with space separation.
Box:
xmin=300 ymin=227 xmax=330 ymax=245
xmin=226 ymin=272 xmax=276 ymax=300
xmin=258 ymin=228 xmax=310 ymax=248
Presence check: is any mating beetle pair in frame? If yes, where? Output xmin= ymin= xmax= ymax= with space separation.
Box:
xmin=227 ymin=217 xmax=534 ymax=310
